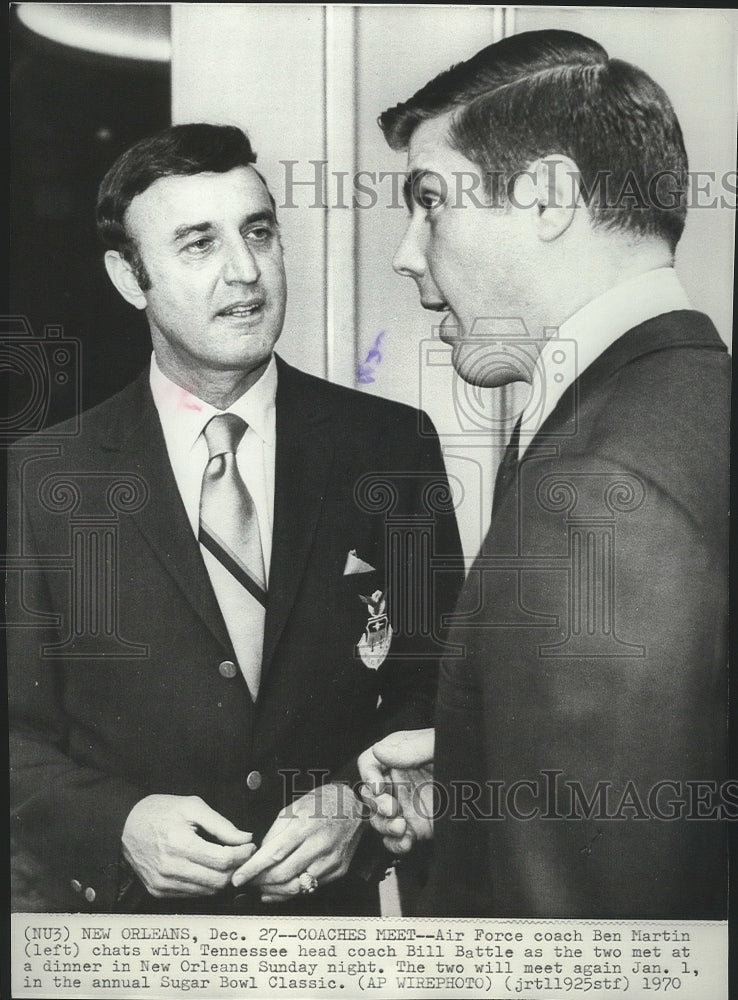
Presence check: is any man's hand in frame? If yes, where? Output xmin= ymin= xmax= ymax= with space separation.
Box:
xmin=358 ymin=728 xmax=436 ymax=855
xmin=231 ymin=782 xmax=364 ymax=903
xmin=121 ymin=794 xmax=255 ymax=898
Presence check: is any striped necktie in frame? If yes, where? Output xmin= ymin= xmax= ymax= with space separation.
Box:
xmin=199 ymin=413 xmax=266 ymax=697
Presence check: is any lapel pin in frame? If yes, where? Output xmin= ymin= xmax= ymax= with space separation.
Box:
xmin=357 ymin=589 xmax=393 ymax=670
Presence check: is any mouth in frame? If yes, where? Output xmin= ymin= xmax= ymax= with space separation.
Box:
xmin=216 ymin=298 xmax=265 ymax=319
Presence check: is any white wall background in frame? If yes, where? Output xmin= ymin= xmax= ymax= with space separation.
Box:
xmin=171 ymin=5 xmax=736 ymax=564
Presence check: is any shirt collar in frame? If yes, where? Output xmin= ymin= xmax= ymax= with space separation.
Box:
xmin=150 ymin=353 xmax=278 ymax=452
xmin=518 ymin=267 xmax=692 ymax=457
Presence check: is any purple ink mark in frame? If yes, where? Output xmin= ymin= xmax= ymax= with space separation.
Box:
xmin=357 ymin=330 xmax=386 ymax=384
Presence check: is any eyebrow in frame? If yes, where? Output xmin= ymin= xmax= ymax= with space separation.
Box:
xmin=172 ymin=222 xmax=212 ymax=242
xmin=172 ymin=210 xmax=277 ymax=243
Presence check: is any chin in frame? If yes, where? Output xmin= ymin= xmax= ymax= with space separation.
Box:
xmin=229 ymin=331 xmax=280 ymax=366
xmin=452 ymin=344 xmax=529 ymax=388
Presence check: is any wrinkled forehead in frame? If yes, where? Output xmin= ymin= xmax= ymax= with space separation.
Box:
xmin=124 ymin=165 xmax=274 ymax=239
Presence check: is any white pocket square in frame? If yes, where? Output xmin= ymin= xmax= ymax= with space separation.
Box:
xmin=344 ymin=549 xmax=376 ymax=575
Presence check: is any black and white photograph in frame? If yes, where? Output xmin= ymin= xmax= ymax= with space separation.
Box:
xmin=6 ymin=5 xmax=735 ymax=999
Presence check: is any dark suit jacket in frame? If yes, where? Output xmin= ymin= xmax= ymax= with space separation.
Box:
xmin=423 ymin=310 xmax=729 ymax=918
xmin=8 ymin=355 xmax=463 ymax=914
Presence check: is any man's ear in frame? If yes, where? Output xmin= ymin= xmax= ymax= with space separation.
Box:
xmin=511 ymin=155 xmax=582 ymax=243
xmin=104 ymin=250 xmax=148 ymax=310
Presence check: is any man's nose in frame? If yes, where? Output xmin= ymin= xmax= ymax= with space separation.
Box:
xmin=392 ymin=218 xmax=426 ymax=278
xmin=223 ymin=239 xmax=260 ymax=284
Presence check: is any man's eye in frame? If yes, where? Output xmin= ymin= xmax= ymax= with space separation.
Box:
xmin=246 ymin=226 xmax=274 ymax=243
xmin=185 ymin=237 xmax=212 ymax=253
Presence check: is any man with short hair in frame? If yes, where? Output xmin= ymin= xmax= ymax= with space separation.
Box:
xmin=360 ymin=29 xmax=729 ymax=918
xmin=8 ymin=123 xmax=463 ymax=914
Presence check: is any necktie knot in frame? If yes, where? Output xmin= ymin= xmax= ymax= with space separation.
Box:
xmin=203 ymin=413 xmax=247 ymax=460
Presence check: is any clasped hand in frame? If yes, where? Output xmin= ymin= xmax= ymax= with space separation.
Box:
xmin=357 ymin=728 xmax=436 ymax=855
xmin=123 ymin=784 xmax=365 ymax=903
xmin=121 ymin=794 xmax=255 ymax=898
xmin=230 ymin=781 xmax=365 ymax=902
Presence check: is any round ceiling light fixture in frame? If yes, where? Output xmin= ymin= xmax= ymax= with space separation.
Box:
xmin=16 ymin=3 xmax=171 ymax=62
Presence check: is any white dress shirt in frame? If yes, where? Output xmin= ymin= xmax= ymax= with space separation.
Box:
xmin=150 ymin=354 xmax=277 ymax=691
xmin=518 ymin=267 xmax=692 ymax=458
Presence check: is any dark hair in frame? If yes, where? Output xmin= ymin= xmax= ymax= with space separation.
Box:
xmin=380 ymin=30 xmax=688 ymax=251
xmin=96 ymin=123 xmax=274 ymax=289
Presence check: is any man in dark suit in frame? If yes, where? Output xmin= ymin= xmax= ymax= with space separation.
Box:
xmin=7 ymin=123 xmax=463 ymax=914
xmin=359 ymin=30 xmax=729 ymax=918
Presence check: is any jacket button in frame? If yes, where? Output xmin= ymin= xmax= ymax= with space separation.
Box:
xmin=84 ymin=887 xmax=96 ymax=903
xmin=71 ymin=879 xmax=82 ymax=893
xmin=246 ymin=770 xmax=262 ymax=791
xmin=219 ymin=660 xmax=238 ymax=679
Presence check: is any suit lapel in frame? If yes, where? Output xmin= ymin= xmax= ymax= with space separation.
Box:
xmin=262 ymin=360 xmax=336 ymax=674
xmin=99 ymin=359 xmax=351 ymax=672
xmin=100 ymin=374 xmax=232 ymax=654
xmin=530 ymin=310 xmax=725 ymax=448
